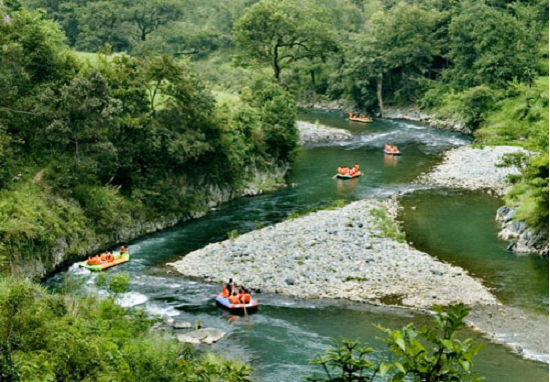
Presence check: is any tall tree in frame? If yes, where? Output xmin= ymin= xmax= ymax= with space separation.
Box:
xmin=124 ymin=0 xmax=183 ymax=42
xmin=233 ymin=0 xmax=338 ymax=84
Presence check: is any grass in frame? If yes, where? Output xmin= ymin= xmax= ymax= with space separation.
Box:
xmin=371 ymin=206 xmax=406 ymax=243
xmin=227 ymin=229 xmax=240 ymax=240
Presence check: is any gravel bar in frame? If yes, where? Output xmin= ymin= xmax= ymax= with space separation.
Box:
xmin=169 ymin=199 xmax=496 ymax=309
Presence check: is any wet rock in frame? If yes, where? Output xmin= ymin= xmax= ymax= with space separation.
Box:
xmin=497 ymin=206 xmax=548 ymax=256
xmin=176 ymin=328 xmax=226 ymax=345
xmin=382 ymin=107 xmax=470 ymax=134
xmin=285 ymin=278 xmax=296 ymax=286
xmin=173 ymin=321 xmax=192 ymax=329
xmin=297 ymin=121 xmax=352 ymax=145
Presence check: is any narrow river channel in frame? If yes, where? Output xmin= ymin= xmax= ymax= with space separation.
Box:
xmin=47 ymin=111 xmax=549 ymax=382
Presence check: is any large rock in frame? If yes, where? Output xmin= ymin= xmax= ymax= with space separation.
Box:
xmin=296 ymin=121 xmax=352 ymax=145
xmin=173 ymin=321 xmax=192 ymax=329
xmin=496 ymin=206 xmax=549 ymax=256
xmin=176 ymin=328 xmax=226 ymax=345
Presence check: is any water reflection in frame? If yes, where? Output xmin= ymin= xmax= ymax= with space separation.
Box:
xmin=383 ymin=153 xmax=400 ymax=167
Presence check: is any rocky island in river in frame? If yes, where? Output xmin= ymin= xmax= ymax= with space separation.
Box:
xmin=169 ymin=198 xmax=496 ymax=309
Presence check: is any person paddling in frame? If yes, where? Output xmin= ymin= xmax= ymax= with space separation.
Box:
xmin=228 ymin=292 xmax=240 ymax=305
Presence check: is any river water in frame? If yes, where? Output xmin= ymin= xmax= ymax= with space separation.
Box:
xmin=47 ymin=111 xmax=549 ymax=381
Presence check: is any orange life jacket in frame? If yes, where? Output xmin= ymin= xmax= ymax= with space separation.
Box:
xmin=222 ymin=287 xmax=229 ymax=297
xmin=243 ymin=294 xmax=251 ymax=303
xmin=106 ymin=254 xmax=114 ymax=263
xmin=343 ymin=167 xmax=350 ymax=175
xmin=229 ymin=295 xmax=240 ymax=304
xmin=100 ymin=253 xmax=107 ymax=262
xmin=120 ymin=247 xmax=126 ymax=254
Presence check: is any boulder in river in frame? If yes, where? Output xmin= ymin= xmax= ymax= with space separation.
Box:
xmin=176 ymin=328 xmax=226 ymax=345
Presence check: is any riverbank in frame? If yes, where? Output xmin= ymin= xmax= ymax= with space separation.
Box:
xmin=169 ymin=198 xmax=496 ymax=309
xmin=10 ymin=164 xmax=288 ymax=281
xmin=417 ymin=145 xmax=548 ymax=254
xmin=418 ymin=145 xmax=528 ymax=196
xmin=468 ymin=304 xmax=549 ymax=364
xmin=381 ymin=107 xmax=471 ymax=134
xmin=297 ymin=120 xmax=352 ymax=145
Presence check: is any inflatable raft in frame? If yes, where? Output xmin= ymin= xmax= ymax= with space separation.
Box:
xmin=383 ymin=149 xmax=402 ymax=155
xmin=349 ymin=116 xmax=374 ymax=123
xmin=79 ymin=251 xmax=130 ymax=272
xmin=335 ymin=171 xmax=362 ymax=179
xmin=215 ymin=293 xmax=259 ymax=313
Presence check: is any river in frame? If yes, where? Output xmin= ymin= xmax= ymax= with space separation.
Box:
xmin=46 ymin=110 xmax=549 ymax=381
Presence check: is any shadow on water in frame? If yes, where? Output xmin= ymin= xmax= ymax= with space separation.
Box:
xmin=47 ymin=110 xmax=548 ymax=382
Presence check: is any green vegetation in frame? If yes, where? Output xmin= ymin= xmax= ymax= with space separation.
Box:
xmin=0 ymin=4 xmax=297 ymax=276
xmin=476 ymin=78 xmax=549 ymax=235
xmin=308 ymin=304 xmax=484 ymax=382
xmin=371 ymin=207 xmax=406 ymax=243
xmin=233 ymin=0 xmax=337 ymax=84
xmin=0 ymin=278 xmax=251 ymax=382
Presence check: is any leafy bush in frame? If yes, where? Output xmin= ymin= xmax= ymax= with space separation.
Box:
xmin=308 ymin=305 xmax=484 ymax=382
xmin=0 ymin=182 xmax=93 ymax=274
xmin=371 ymin=207 xmax=405 ymax=243
xmin=0 ymin=277 xmax=252 ymax=382
xmin=475 ymin=78 xmax=549 ymax=238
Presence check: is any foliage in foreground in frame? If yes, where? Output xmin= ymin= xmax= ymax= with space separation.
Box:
xmin=308 ymin=304 xmax=483 ymax=382
xmin=0 ymin=277 xmax=251 ymax=382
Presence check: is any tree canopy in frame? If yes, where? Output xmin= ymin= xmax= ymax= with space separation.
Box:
xmin=233 ymin=0 xmax=338 ymax=83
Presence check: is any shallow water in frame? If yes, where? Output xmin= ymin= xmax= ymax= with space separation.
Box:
xmin=47 ymin=111 xmax=549 ymax=381
xmin=400 ymin=189 xmax=549 ymax=314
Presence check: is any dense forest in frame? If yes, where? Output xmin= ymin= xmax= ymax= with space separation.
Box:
xmin=0 ymin=0 xmax=548 ymax=380
xmin=0 ymin=0 xmax=298 ymax=276
xmin=15 ymin=0 xmax=549 ymax=240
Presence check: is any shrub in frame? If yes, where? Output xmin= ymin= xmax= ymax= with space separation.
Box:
xmin=371 ymin=207 xmax=405 ymax=243
xmin=308 ymin=305 xmax=484 ymax=382
xmin=0 ymin=277 xmax=252 ymax=382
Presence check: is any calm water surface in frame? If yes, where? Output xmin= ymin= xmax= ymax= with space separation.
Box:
xmin=47 ymin=111 xmax=549 ymax=381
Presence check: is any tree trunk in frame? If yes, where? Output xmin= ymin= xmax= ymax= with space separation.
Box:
xmin=376 ymin=72 xmax=384 ymax=114
xmin=273 ymin=44 xmax=282 ymax=84
xmin=310 ymin=69 xmax=316 ymax=94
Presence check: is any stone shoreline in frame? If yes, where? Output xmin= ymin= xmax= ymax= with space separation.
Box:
xmin=297 ymin=120 xmax=352 ymax=145
xmin=169 ymin=199 xmax=496 ymax=309
xmin=381 ymin=107 xmax=471 ymax=134
xmin=418 ymin=145 xmax=528 ymax=196
xmin=468 ymin=305 xmax=549 ymax=364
